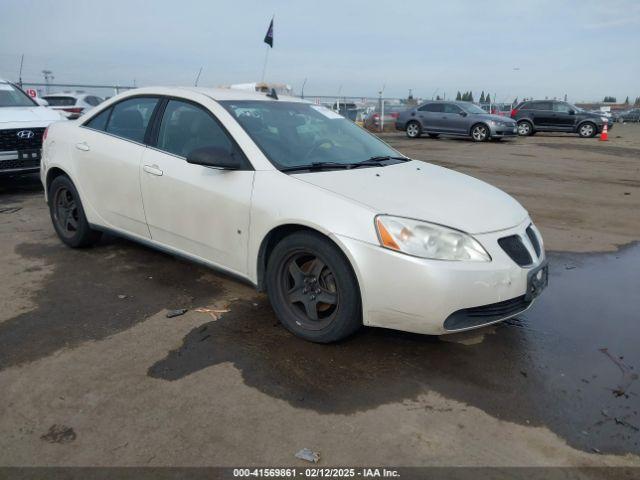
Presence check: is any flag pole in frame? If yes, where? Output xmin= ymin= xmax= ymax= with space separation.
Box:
xmin=261 ymin=15 xmax=274 ymax=84
xmin=261 ymin=45 xmax=270 ymax=83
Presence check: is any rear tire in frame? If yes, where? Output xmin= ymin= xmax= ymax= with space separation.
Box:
xmin=406 ymin=121 xmax=422 ymax=139
xmin=49 ymin=175 xmax=102 ymax=248
xmin=517 ymin=120 xmax=533 ymax=136
xmin=578 ymin=122 xmax=597 ymax=138
xmin=265 ymin=231 xmax=362 ymax=343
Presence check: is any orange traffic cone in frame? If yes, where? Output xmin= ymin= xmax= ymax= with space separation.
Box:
xmin=600 ymin=123 xmax=609 ymax=141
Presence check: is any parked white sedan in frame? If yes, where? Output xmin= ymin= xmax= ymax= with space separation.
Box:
xmin=41 ymin=87 xmax=547 ymax=342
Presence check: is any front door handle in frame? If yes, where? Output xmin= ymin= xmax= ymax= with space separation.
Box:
xmin=75 ymin=142 xmax=90 ymax=151
xmin=143 ymin=164 xmax=163 ymax=176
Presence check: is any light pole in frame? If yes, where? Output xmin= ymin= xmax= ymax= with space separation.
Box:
xmin=301 ymin=78 xmax=307 ymax=99
xmin=42 ymin=70 xmax=54 ymax=94
xmin=378 ymin=84 xmax=386 ymax=132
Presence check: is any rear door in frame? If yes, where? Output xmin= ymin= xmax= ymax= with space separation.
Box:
xmin=140 ymin=98 xmax=254 ymax=275
xmin=417 ymin=103 xmax=444 ymax=131
xmin=529 ymin=101 xmax=554 ymax=128
xmin=75 ymin=96 xmax=160 ymax=238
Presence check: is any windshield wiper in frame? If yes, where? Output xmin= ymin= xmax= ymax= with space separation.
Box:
xmin=280 ymin=162 xmax=353 ymax=173
xmin=350 ymin=156 xmax=410 ymax=168
xmin=281 ymin=156 xmax=409 ymax=173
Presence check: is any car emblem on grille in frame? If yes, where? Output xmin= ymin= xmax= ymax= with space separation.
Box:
xmin=17 ymin=130 xmax=35 ymax=139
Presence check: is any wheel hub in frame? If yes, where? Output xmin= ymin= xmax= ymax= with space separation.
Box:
xmin=302 ymin=276 xmax=321 ymax=300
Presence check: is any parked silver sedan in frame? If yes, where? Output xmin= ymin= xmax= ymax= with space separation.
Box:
xmin=396 ymin=101 xmax=518 ymax=142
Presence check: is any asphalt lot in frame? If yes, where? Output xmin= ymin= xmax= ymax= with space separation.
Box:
xmin=0 ymin=125 xmax=639 ymax=467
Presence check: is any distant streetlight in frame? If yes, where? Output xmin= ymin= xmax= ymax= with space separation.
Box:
xmin=42 ymin=70 xmax=54 ymax=94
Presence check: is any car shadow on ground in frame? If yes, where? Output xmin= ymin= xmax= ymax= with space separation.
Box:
xmin=148 ymin=244 xmax=640 ymax=456
xmin=0 ymin=173 xmax=43 ymax=198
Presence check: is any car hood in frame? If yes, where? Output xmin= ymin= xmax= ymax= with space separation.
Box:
xmin=0 ymin=106 xmax=63 ymax=125
xmin=292 ymin=161 xmax=528 ymax=234
xmin=473 ymin=113 xmax=516 ymax=123
xmin=580 ymin=111 xmax=605 ymax=120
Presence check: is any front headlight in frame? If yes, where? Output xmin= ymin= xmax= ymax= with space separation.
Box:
xmin=375 ymin=215 xmax=491 ymax=262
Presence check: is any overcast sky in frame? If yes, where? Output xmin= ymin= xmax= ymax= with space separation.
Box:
xmin=1 ymin=0 xmax=639 ymax=102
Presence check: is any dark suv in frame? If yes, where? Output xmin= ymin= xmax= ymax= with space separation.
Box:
xmin=511 ymin=100 xmax=610 ymax=138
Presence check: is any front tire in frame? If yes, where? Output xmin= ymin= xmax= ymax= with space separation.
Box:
xmin=406 ymin=121 xmax=422 ymax=139
xmin=578 ymin=122 xmax=597 ymax=138
xmin=265 ymin=231 xmax=362 ymax=343
xmin=471 ymin=123 xmax=490 ymax=142
xmin=517 ymin=120 xmax=533 ymax=136
xmin=49 ymin=175 xmax=102 ymax=248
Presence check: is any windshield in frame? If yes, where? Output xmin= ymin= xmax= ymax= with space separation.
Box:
xmin=0 ymin=83 xmax=37 ymax=107
xmin=461 ymin=103 xmax=487 ymax=114
xmin=220 ymin=101 xmax=404 ymax=170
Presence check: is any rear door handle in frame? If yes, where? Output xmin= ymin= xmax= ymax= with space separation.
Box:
xmin=75 ymin=142 xmax=90 ymax=151
xmin=143 ymin=164 xmax=163 ymax=176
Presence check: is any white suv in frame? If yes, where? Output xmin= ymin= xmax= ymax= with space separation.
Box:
xmin=42 ymin=92 xmax=104 ymax=120
xmin=0 ymin=79 xmax=64 ymax=176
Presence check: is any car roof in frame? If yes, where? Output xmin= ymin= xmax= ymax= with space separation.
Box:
xmin=120 ymin=86 xmax=307 ymax=103
xmin=43 ymin=93 xmax=86 ymax=98
xmin=422 ymin=100 xmax=475 ymax=106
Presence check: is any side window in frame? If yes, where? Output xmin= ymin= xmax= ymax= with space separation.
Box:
xmin=553 ymin=103 xmax=571 ymax=113
xmin=443 ymin=104 xmax=462 ymax=114
xmin=532 ymin=102 xmax=552 ymax=111
xmin=105 ymin=97 xmax=159 ymax=143
xmin=419 ymin=103 xmax=444 ymax=113
xmin=157 ymin=100 xmax=233 ymax=158
xmin=84 ymin=107 xmax=112 ymax=131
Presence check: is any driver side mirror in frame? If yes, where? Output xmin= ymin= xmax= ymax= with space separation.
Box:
xmin=568 ymin=110 xmax=575 ymax=115
xmin=187 ymin=146 xmax=241 ymax=170
xmin=459 ymin=111 xmax=468 ymax=117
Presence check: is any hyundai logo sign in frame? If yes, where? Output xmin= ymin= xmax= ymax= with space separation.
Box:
xmin=17 ymin=130 xmax=35 ymax=139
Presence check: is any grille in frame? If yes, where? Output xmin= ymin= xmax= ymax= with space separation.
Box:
xmin=526 ymin=226 xmax=541 ymax=258
xmin=498 ymin=235 xmax=532 ymax=266
xmin=0 ymin=128 xmax=45 ymax=152
xmin=0 ymin=158 xmax=40 ymax=171
xmin=444 ymin=295 xmax=531 ymax=331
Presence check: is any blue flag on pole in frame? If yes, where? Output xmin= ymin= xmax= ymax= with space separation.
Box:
xmin=264 ymin=18 xmax=274 ymax=48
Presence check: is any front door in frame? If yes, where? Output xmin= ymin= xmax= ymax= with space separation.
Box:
xmin=74 ymin=96 xmax=160 ymax=238
xmin=441 ymin=103 xmax=468 ymax=134
xmin=551 ymin=102 xmax=577 ymax=130
xmin=140 ymin=99 xmax=254 ymax=275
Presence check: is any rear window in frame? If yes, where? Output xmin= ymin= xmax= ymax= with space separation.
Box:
xmin=44 ymin=96 xmax=77 ymax=106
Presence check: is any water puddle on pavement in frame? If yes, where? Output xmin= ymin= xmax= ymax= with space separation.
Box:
xmin=149 ymin=243 xmax=640 ymax=455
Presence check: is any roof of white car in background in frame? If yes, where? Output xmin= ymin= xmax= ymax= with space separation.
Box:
xmin=42 ymin=92 xmax=86 ymax=97
xmin=130 ymin=86 xmax=307 ymax=103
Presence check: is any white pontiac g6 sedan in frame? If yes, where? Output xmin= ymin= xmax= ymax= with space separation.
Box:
xmin=41 ymin=87 xmax=548 ymax=343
